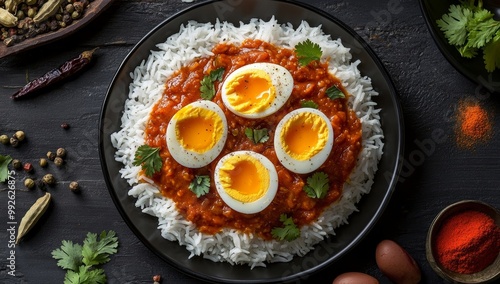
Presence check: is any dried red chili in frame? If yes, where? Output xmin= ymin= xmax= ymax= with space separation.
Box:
xmin=11 ymin=48 xmax=97 ymax=100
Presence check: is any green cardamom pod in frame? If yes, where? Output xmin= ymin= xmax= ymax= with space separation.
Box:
xmin=0 ymin=8 xmax=18 ymax=27
xmin=4 ymin=0 xmax=24 ymax=14
xmin=33 ymin=0 xmax=66 ymax=24
xmin=16 ymin=192 xmax=51 ymax=244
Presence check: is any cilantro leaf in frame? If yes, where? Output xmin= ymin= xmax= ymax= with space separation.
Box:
xmin=52 ymin=240 xmax=83 ymax=271
xmin=300 ymin=100 xmax=319 ymax=109
xmin=133 ymin=145 xmax=162 ymax=177
xmin=64 ymin=265 xmax=106 ymax=284
xmin=82 ymin=230 xmax=119 ymax=267
xmin=303 ymin=172 xmax=329 ymax=199
xmin=326 ymin=85 xmax=345 ymax=100
xmin=271 ymin=214 xmax=300 ymax=241
xmin=437 ymin=4 xmax=473 ymax=46
xmin=295 ymin=39 xmax=322 ymax=66
xmin=244 ymin=127 xmax=269 ymax=144
xmin=0 ymin=154 xmax=12 ymax=183
xmin=189 ymin=175 xmax=210 ymax=198
xmin=466 ymin=10 xmax=500 ymax=48
xmin=200 ymin=67 xmax=225 ymax=100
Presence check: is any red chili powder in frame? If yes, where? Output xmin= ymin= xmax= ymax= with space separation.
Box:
xmin=455 ymin=100 xmax=492 ymax=149
xmin=434 ymin=210 xmax=500 ymax=274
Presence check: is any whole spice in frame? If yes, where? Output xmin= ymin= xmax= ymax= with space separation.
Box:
xmin=42 ymin=173 xmax=55 ymax=185
xmin=9 ymin=136 xmax=19 ymax=147
xmin=11 ymin=159 xmax=21 ymax=170
xmin=434 ymin=209 xmax=500 ymax=274
xmin=14 ymin=130 xmax=25 ymax=141
xmin=153 ymin=274 xmax=161 ymax=284
xmin=0 ymin=134 xmax=9 ymax=144
xmin=455 ymin=100 xmax=492 ymax=149
xmin=24 ymin=178 xmax=35 ymax=189
xmin=32 ymin=0 xmax=65 ymax=24
xmin=39 ymin=158 xmax=48 ymax=167
xmin=0 ymin=8 xmax=18 ymax=27
xmin=56 ymin=147 xmax=66 ymax=158
xmin=16 ymin=192 xmax=51 ymax=244
xmin=46 ymin=151 xmax=56 ymax=161
xmin=69 ymin=181 xmax=79 ymax=192
xmin=60 ymin=122 xmax=70 ymax=129
xmin=23 ymin=162 xmax=33 ymax=172
xmin=54 ymin=156 xmax=63 ymax=167
xmin=4 ymin=0 xmax=22 ymax=13
xmin=11 ymin=48 xmax=98 ymax=100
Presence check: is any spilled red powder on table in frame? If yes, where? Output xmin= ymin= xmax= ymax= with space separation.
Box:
xmin=455 ymin=100 xmax=492 ymax=149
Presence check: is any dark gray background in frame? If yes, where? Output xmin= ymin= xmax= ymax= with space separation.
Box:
xmin=1 ymin=0 xmax=499 ymax=283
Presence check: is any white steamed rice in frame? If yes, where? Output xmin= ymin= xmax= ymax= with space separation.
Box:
xmin=111 ymin=17 xmax=384 ymax=268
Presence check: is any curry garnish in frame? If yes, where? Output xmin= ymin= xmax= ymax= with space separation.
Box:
xmin=271 ymin=214 xmax=301 ymax=241
xmin=303 ymin=172 xmax=329 ymax=199
xmin=295 ymin=39 xmax=322 ymax=66
xmin=200 ymin=67 xmax=225 ymax=100
xmin=189 ymin=175 xmax=211 ymax=198
xmin=244 ymin=127 xmax=270 ymax=144
xmin=133 ymin=145 xmax=162 ymax=177
xmin=300 ymin=100 xmax=319 ymax=109
xmin=326 ymin=85 xmax=345 ymax=100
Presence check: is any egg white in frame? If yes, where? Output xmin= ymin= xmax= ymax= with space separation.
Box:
xmin=166 ymin=100 xmax=228 ymax=168
xmin=214 ymin=151 xmax=279 ymax=214
xmin=274 ymin=108 xmax=334 ymax=174
xmin=221 ymin=62 xmax=293 ymax=119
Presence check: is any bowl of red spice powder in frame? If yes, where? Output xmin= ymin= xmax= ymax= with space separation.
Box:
xmin=426 ymin=200 xmax=500 ymax=283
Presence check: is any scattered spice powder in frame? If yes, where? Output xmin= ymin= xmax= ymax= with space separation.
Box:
xmin=455 ymin=100 xmax=492 ymax=149
xmin=434 ymin=209 xmax=500 ymax=274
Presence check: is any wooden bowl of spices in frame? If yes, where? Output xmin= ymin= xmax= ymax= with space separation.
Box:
xmin=426 ymin=200 xmax=500 ymax=284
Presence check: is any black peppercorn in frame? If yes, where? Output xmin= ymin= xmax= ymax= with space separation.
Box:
xmin=11 ymin=159 xmax=22 ymax=170
xmin=61 ymin=123 xmax=70 ymax=129
xmin=36 ymin=179 xmax=46 ymax=191
xmin=24 ymin=178 xmax=35 ymax=189
xmin=69 ymin=181 xmax=80 ymax=192
xmin=47 ymin=151 xmax=56 ymax=161
xmin=10 ymin=137 xmax=19 ymax=147
xmin=56 ymin=147 xmax=66 ymax=158
xmin=42 ymin=174 xmax=56 ymax=185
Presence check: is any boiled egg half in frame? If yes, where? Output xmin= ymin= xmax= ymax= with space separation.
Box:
xmin=214 ymin=151 xmax=278 ymax=214
xmin=274 ymin=108 xmax=334 ymax=174
xmin=166 ymin=100 xmax=228 ymax=168
xmin=221 ymin=62 xmax=293 ymax=119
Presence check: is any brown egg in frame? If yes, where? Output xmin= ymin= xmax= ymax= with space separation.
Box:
xmin=332 ymin=272 xmax=379 ymax=284
xmin=375 ymin=239 xmax=421 ymax=284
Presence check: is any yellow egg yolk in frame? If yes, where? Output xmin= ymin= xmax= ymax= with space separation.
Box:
xmin=173 ymin=105 xmax=224 ymax=153
xmin=280 ymin=112 xmax=329 ymax=161
xmin=224 ymin=69 xmax=276 ymax=114
xmin=217 ymin=154 xmax=269 ymax=203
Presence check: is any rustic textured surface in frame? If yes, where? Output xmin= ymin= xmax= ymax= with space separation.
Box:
xmin=1 ymin=0 xmax=499 ymax=283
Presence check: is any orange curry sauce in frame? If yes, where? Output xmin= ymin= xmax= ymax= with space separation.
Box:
xmin=144 ymin=39 xmax=362 ymax=240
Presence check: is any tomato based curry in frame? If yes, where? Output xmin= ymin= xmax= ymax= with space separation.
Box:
xmin=144 ymin=39 xmax=362 ymax=240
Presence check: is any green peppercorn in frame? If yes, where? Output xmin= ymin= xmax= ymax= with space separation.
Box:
xmin=14 ymin=130 xmax=25 ymax=141
xmin=71 ymin=11 xmax=80 ymax=19
xmin=69 ymin=181 xmax=80 ymax=192
xmin=47 ymin=151 xmax=56 ymax=161
xmin=24 ymin=178 xmax=35 ymax=189
xmin=54 ymin=156 xmax=64 ymax=167
xmin=39 ymin=158 xmax=48 ymax=168
xmin=11 ymin=159 xmax=22 ymax=170
xmin=27 ymin=7 xmax=36 ymax=18
xmin=0 ymin=134 xmax=9 ymax=145
xmin=10 ymin=137 xmax=19 ymax=147
xmin=65 ymin=3 xmax=74 ymax=14
xmin=56 ymin=147 xmax=66 ymax=158
xmin=42 ymin=174 xmax=56 ymax=185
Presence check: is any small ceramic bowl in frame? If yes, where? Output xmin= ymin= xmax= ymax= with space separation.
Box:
xmin=426 ymin=200 xmax=500 ymax=284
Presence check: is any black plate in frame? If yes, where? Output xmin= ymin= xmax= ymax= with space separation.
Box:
xmin=419 ymin=0 xmax=500 ymax=93
xmin=99 ymin=0 xmax=404 ymax=283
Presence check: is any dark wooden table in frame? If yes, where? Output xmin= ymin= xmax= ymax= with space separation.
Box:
xmin=1 ymin=0 xmax=499 ymax=283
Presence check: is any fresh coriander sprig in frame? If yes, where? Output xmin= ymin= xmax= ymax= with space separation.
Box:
xmin=271 ymin=214 xmax=300 ymax=241
xmin=200 ymin=67 xmax=225 ymax=100
xmin=436 ymin=1 xmax=500 ymax=72
xmin=295 ymin=39 xmax=322 ymax=66
xmin=303 ymin=172 xmax=329 ymax=199
xmin=133 ymin=145 xmax=162 ymax=177
xmin=300 ymin=100 xmax=319 ymax=109
xmin=52 ymin=230 xmax=119 ymax=284
xmin=189 ymin=175 xmax=210 ymax=198
xmin=244 ymin=127 xmax=270 ymax=144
